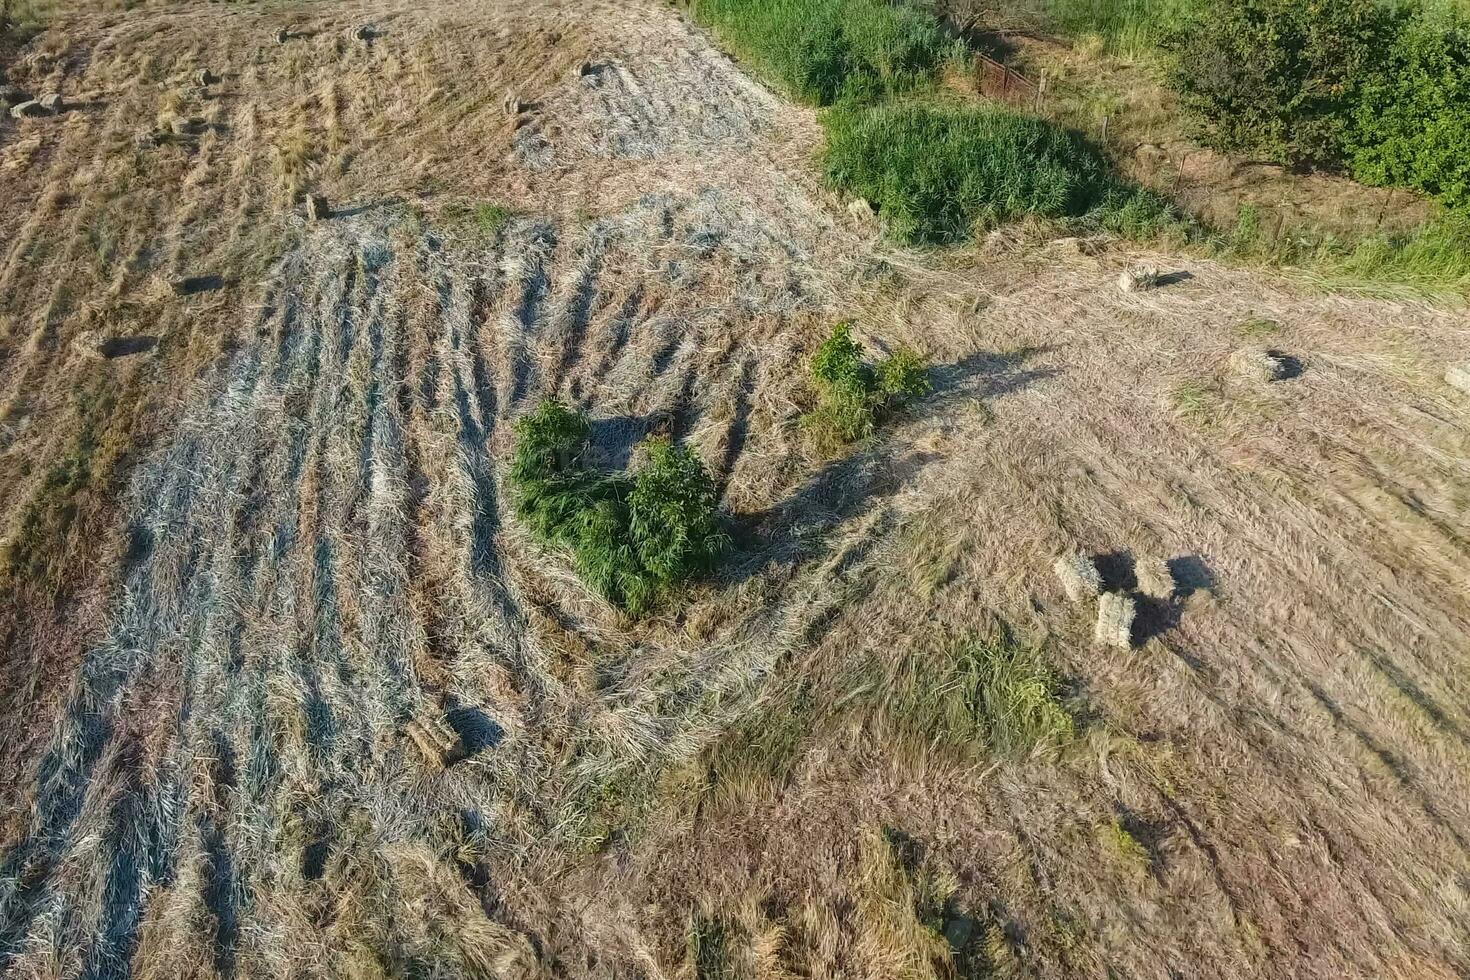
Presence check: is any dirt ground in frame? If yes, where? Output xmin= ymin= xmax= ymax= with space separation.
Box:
xmin=2 ymin=2 xmax=1470 ymax=978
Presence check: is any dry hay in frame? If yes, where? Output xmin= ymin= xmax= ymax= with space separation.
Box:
xmin=1 ymin=1 xmax=1469 ymax=979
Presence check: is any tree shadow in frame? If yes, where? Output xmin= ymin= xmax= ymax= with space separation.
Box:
xmin=1133 ymin=595 xmax=1182 ymax=644
xmin=1135 ymin=553 xmax=1215 ymax=644
xmin=720 ymin=346 xmax=1058 ymax=585
xmin=174 ymin=274 xmax=226 ymax=295
xmin=1369 ymin=652 xmax=1470 ymax=752
xmin=1304 ymin=679 xmax=1470 ymax=853
xmin=585 ymin=411 xmax=666 ymax=471
xmin=444 ymin=706 xmax=504 ymax=764
xmin=1093 ymin=550 xmax=1137 ymax=592
xmin=1115 ymin=802 xmax=1176 ymax=883
xmin=1167 ymin=555 xmax=1215 ymax=594
xmin=1266 ymin=349 xmax=1305 ymax=379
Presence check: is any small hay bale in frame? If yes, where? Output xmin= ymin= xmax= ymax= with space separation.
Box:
xmin=1446 ymin=362 xmax=1470 ymax=394
xmin=1054 ymin=553 xmax=1102 ymax=603
xmin=38 ymin=93 xmax=64 ymax=113
xmin=169 ymin=116 xmax=206 ymax=136
xmin=1135 ymin=558 xmax=1176 ymax=600
xmin=1118 ymin=263 xmax=1159 ymax=293
xmin=1233 ymin=346 xmax=1292 ymax=383
xmin=1095 ymin=592 xmax=1137 ymax=648
xmin=503 ymin=90 xmax=523 ymax=116
xmin=1048 ymin=236 xmax=1105 ymax=259
xmin=405 ymin=715 xmax=460 ymax=771
xmin=305 ymin=194 xmax=331 ymax=221
xmin=70 ymin=329 xmax=110 ymax=361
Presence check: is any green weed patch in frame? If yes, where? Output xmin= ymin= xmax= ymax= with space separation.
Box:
xmin=823 ymin=103 xmax=1180 ymax=245
xmin=510 ymin=400 xmax=727 ymax=614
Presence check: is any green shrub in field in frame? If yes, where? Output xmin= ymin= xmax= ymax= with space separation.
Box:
xmin=1350 ymin=21 xmax=1470 ymax=209
xmin=1165 ymin=0 xmax=1397 ymax=169
xmin=823 ymin=103 xmax=1178 ymax=244
xmin=628 ymin=437 xmax=726 ymax=585
xmin=510 ymin=400 xmax=726 ymax=614
xmin=692 ymin=0 xmax=955 ymax=104
xmin=803 ymin=321 xmax=929 ymax=452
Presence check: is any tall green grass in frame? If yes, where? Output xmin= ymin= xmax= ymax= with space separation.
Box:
xmin=823 ymin=103 xmax=1181 ymax=244
xmin=1222 ymin=205 xmax=1470 ymax=300
xmin=1026 ymin=0 xmax=1198 ymax=56
xmin=692 ymin=0 xmax=957 ymax=104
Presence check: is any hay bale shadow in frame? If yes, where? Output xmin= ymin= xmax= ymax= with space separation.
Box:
xmin=445 ymin=706 xmax=504 ymax=763
xmin=99 ymin=336 xmax=159 ymax=359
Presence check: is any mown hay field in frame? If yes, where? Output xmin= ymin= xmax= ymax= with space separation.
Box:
xmin=2 ymin=2 xmax=1470 ymax=978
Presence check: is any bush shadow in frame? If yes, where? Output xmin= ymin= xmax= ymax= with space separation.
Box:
xmin=720 ymin=346 xmax=1059 ymax=585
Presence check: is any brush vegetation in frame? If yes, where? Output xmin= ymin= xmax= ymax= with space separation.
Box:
xmin=803 ymin=321 xmax=929 ymax=454
xmin=693 ymin=0 xmax=1182 ymax=248
xmin=0 ymin=0 xmax=52 ymax=47
xmin=510 ymin=399 xmax=727 ymax=614
xmin=1032 ymin=0 xmax=1197 ymax=56
xmin=824 ymin=103 xmax=1180 ymax=245
xmin=1168 ymin=0 xmax=1470 ymax=210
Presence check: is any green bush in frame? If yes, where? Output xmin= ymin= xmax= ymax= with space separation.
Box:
xmin=1165 ymin=0 xmax=1397 ymax=169
xmin=1350 ymin=21 xmax=1470 ymax=209
xmin=510 ymin=400 xmax=726 ymax=614
xmin=803 ymin=322 xmax=930 ymax=452
xmin=691 ymin=0 xmax=955 ymax=105
xmin=627 ymin=437 xmax=726 ymax=598
xmin=823 ymin=103 xmax=1179 ymax=244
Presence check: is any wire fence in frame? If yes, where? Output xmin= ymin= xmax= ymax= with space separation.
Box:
xmin=974 ymin=53 xmax=1047 ymax=112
